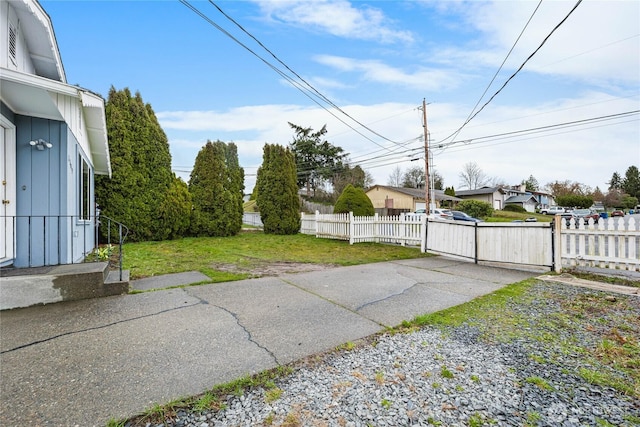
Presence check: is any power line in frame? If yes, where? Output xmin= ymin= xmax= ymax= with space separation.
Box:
xmin=172 ymin=110 xmax=637 ymax=179
xmin=179 ymin=0 xmax=401 ymax=151
xmin=442 ymin=117 xmax=639 ymax=154
xmin=437 ymin=109 xmax=638 ymax=148
xmin=448 ymin=0 xmax=543 ymax=144
xmin=207 ymin=0 xmax=404 ymax=146
xmin=440 ymin=0 xmax=583 ymax=144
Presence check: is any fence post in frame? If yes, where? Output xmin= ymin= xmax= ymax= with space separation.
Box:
xmin=474 ymin=222 xmax=478 ymax=264
xmin=315 ymin=210 xmax=319 ymax=237
xmin=553 ymin=215 xmax=562 ymax=273
xmin=374 ymin=213 xmax=379 ymax=243
xmin=348 ymin=212 xmax=354 ymax=245
xmin=421 ymin=215 xmax=427 ymax=253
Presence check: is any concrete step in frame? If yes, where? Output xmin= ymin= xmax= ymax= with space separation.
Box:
xmin=105 ymin=269 xmax=130 ymax=295
xmin=0 ymin=263 xmax=130 ymax=310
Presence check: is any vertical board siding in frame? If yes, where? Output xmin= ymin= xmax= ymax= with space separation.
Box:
xmin=426 ymin=220 xmax=476 ymax=260
xmin=476 ymin=223 xmax=552 ymax=267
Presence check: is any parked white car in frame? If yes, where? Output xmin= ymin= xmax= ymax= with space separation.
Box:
xmin=540 ymin=206 xmax=566 ymax=215
xmin=412 ymin=208 xmax=453 ymax=220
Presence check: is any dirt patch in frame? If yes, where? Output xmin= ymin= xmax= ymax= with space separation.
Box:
xmin=211 ymin=261 xmax=339 ymax=278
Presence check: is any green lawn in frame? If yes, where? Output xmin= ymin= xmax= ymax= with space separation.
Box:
xmin=124 ymin=232 xmax=429 ymax=280
xmin=484 ymin=210 xmax=552 ymax=222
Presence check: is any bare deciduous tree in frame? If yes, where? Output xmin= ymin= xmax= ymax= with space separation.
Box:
xmin=387 ymin=166 xmax=403 ymax=187
xmin=458 ymin=162 xmax=489 ymax=190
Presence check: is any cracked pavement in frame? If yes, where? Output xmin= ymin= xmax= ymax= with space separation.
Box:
xmin=0 ymin=257 xmax=537 ymax=426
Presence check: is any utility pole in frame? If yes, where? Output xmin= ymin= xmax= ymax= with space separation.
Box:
xmin=421 ymin=98 xmax=430 ymax=212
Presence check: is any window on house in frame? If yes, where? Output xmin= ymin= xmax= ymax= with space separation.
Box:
xmin=78 ymin=154 xmax=90 ymax=221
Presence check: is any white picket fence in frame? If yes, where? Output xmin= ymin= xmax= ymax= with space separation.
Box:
xmin=298 ymin=212 xmax=640 ymax=272
xmin=246 ymin=211 xmax=640 ymax=272
xmin=301 ymin=212 xmax=425 ymax=247
xmin=559 ymin=216 xmax=639 ymax=271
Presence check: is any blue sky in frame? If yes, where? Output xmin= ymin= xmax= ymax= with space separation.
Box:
xmin=41 ymin=0 xmax=639 ymax=193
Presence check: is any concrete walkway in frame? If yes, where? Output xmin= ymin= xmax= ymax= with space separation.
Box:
xmin=0 ymin=257 xmax=536 ymax=426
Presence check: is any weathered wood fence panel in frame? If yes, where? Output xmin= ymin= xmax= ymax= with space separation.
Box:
xmin=477 ymin=222 xmax=553 ymax=268
xmin=426 ymin=220 xmax=476 ymax=260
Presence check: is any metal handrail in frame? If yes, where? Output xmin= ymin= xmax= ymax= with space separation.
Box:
xmin=98 ymin=215 xmax=129 ymax=281
xmin=0 ymin=214 xmax=130 ymax=281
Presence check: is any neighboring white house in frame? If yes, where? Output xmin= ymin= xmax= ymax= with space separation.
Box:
xmin=455 ymin=185 xmax=555 ymax=212
xmin=0 ymin=0 xmax=110 ymax=267
xmin=454 ymin=187 xmax=507 ymax=210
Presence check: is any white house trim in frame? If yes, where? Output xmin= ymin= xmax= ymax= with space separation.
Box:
xmin=1 ymin=68 xmax=111 ymax=176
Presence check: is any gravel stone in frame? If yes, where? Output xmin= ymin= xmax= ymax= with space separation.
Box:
xmin=151 ymin=282 xmax=639 ymax=427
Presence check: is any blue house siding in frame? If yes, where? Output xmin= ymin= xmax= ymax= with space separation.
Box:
xmin=1 ymin=101 xmax=15 ymax=123
xmin=13 ymin=115 xmax=95 ymax=267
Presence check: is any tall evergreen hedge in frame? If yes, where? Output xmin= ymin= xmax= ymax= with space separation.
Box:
xmin=256 ymin=144 xmax=300 ymax=234
xmin=188 ymin=141 xmax=244 ymax=237
xmin=96 ymin=87 xmax=185 ymax=242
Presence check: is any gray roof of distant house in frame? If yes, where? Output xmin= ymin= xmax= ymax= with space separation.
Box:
xmin=505 ymin=195 xmax=537 ymax=203
xmin=455 ymin=187 xmax=505 ymax=196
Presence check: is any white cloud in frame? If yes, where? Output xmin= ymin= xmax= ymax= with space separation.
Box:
xmin=438 ymin=0 xmax=640 ymax=86
xmin=314 ymin=54 xmax=463 ymax=91
xmin=252 ymin=0 xmax=414 ymax=43
xmin=160 ymin=93 xmax=639 ymax=193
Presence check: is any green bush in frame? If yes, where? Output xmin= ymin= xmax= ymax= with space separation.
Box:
xmin=96 ymin=87 xmax=175 ymax=242
xmin=555 ymin=194 xmax=593 ymax=209
xmin=503 ymin=204 xmax=527 ymax=213
xmin=256 ymin=144 xmax=301 ymax=235
xmin=157 ymin=176 xmax=192 ymax=240
xmin=334 ymin=184 xmax=375 ymax=216
xmin=189 ymin=141 xmax=244 ymax=237
xmin=457 ymin=200 xmax=493 ymax=218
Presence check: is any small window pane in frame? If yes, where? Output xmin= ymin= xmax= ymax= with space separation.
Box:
xmin=79 ymin=155 xmax=90 ymax=220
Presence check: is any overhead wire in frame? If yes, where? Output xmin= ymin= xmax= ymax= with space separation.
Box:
xmin=447 ymin=0 xmax=543 ymax=144
xmin=208 ymin=0 xmax=404 ymax=146
xmin=179 ymin=0 xmax=403 ymax=151
xmin=173 ymin=109 xmax=638 ymax=178
xmin=439 ymin=0 xmax=583 ymax=144
xmin=180 ymin=0 xmax=399 ymax=151
xmin=442 ymin=117 xmax=639 ymax=154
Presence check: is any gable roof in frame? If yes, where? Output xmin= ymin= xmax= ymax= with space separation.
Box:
xmin=9 ymin=0 xmax=65 ymax=82
xmin=455 ymin=186 xmax=505 ymax=196
xmin=1 ymin=0 xmax=111 ymax=176
xmin=505 ymin=194 xmax=538 ymax=204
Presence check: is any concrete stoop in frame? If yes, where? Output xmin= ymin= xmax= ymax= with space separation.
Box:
xmin=0 ymin=262 xmax=130 ymax=311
